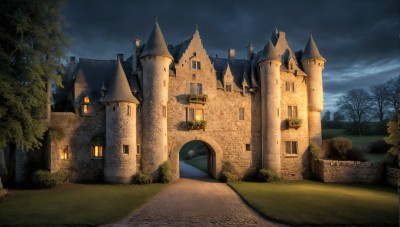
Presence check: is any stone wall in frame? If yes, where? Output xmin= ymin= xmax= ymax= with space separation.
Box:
xmin=315 ymin=159 xmax=383 ymax=183
xmin=386 ymin=167 xmax=400 ymax=187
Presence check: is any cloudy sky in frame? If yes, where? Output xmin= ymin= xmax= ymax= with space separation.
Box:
xmin=63 ymin=0 xmax=399 ymax=112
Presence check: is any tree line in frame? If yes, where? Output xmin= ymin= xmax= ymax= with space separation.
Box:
xmin=322 ymin=75 xmax=400 ymax=135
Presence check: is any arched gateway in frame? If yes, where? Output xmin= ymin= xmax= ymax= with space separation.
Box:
xmin=170 ymin=135 xmax=223 ymax=180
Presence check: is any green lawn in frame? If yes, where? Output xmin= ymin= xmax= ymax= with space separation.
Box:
xmin=229 ymin=181 xmax=398 ymax=226
xmin=185 ymin=155 xmax=207 ymax=173
xmin=0 ymin=183 xmax=166 ymax=226
xmin=322 ymin=129 xmax=384 ymax=145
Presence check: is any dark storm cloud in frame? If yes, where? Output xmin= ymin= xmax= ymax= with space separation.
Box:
xmin=63 ymin=0 xmax=400 ymax=111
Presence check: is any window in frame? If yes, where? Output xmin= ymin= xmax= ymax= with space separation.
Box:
xmin=285 ymin=141 xmax=298 ymax=155
xmin=246 ymin=144 xmax=251 ymax=151
xmin=287 ymin=106 xmax=298 ymax=118
xmin=226 ymin=84 xmax=232 ymax=92
xmin=93 ymin=145 xmax=103 ymax=158
xmin=285 ymin=82 xmax=290 ymax=91
xmin=82 ymin=96 xmax=90 ymax=114
xmin=162 ymin=105 xmax=167 ymax=118
xmin=60 ymin=145 xmax=68 ymax=160
xmin=244 ymin=86 xmax=250 ymax=94
xmin=291 ymin=83 xmax=295 ymax=91
xmin=190 ymin=83 xmax=203 ymax=94
xmin=192 ymin=60 xmax=201 ymax=70
xmin=239 ymin=108 xmax=244 ymax=120
xmin=137 ymin=144 xmax=141 ymax=155
xmin=285 ymin=82 xmax=295 ymax=91
xmin=123 ymin=145 xmax=129 ymax=154
xmin=188 ymin=108 xmax=204 ymax=121
xmin=127 ymin=105 xmax=131 ymax=116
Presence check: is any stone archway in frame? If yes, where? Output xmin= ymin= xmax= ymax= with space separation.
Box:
xmin=170 ymin=135 xmax=222 ymax=180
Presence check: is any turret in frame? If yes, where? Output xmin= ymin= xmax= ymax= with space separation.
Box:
xmin=301 ymin=34 xmax=325 ymax=146
xmin=139 ymin=22 xmax=173 ymax=177
xmin=258 ymin=40 xmax=282 ymax=173
xmin=103 ymin=56 xmax=139 ymax=183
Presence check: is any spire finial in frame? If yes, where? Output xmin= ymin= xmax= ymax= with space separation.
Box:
xmin=155 ymin=17 xmax=158 ymax=24
xmin=196 ymin=24 xmax=199 ymax=31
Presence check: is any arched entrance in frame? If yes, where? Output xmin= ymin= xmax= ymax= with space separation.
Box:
xmin=170 ymin=135 xmax=222 ymax=180
xmin=179 ymin=141 xmax=212 ymax=178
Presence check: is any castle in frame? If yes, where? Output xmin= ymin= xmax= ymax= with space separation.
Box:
xmin=49 ymin=22 xmax=325 ymax=183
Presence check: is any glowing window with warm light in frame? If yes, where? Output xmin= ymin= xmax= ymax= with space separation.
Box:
xmin=83 ymin=96 xmax=90 ymax=114
xmin=60 ymin=145 xmax=69 ymax=160
xmin=93 ymin=145 xmax=103 ymax=158
xmin=188 ymin=108 xmax=204 ymax=121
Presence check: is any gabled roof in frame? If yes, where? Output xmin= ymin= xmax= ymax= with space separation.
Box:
xmin=302 ymin=35 xmax=325 ymax=61
xmin=139 ymin=22 xmax=173 ymax=60
xmin=258 ymin=40 xmax=280 ymax=63
xmin=211 ymin=57 xmax=251 ymax=91
xmin=103 ymin=59 xmax=139 ymax=103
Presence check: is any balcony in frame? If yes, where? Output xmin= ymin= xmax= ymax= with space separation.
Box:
xmin=187 ymin=120 xmax=207 ymax=131
xmin=287 ymin=118 xmax=302 ymax=130
xmin=188 ymin=94 xmax=208 ymax=105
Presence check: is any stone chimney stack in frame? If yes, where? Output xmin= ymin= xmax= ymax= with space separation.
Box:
xmin=228 ymin=48 xmax=235 ymax=61
xmin=247 ymin=43 xmax=254 ymax=60
xmin=117 ymin=53 xmax=124 ymax=62
xmin=132 ymin=37 xmax=141 ymax=72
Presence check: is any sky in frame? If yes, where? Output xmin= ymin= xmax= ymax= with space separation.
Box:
xmin=62 ymin=0 xmax=400 ymax=112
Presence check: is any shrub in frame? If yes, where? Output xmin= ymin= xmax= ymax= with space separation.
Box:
xmin=221 ymin=171 xmax=236 ymax=182
xmin=132 ymin=172 xmax=152 ymax=185
xmin=258 ymin=168 xmax=280 ymax=182
xmin=310 ymin=142 xmax=321 ymax=160
xmin=243 ymin=167 xmax=260 ymax=182
xmin=48 ymin=126 xmax=65 ymax=142
xmin=32 ymin=170 xmax=65 ymax=188
xmin=332 ymin=137 xmax=353 ymax=159
xmin=220 ymin=161 xmax=238 ymax=182
xmin=159 ymin=161 xmax=172 ymax=183
xmin=368 ymin=140 xmax=392 ymax=154
xmin=347 ymin=145 xmax=366 ymax=161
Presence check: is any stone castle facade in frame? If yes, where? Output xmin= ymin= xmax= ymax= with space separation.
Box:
xmin=49 ymin=22 xmax=325 ymax=183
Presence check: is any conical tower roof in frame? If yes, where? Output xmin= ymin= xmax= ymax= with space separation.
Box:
xmin=103 ymin=58 xmax=139 ymax=103
xmin=302 ymin=35 xmax=325 ymax=61
xmin=139 ymin=22 xmax=173 ymax=60
xmin=258 ymin=40 xmax=281 ymax=64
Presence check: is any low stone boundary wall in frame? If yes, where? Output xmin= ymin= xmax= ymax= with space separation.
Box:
xmin=315 ymin=159 xmax=383 ymax=183
xmin=386 ymin=167 xmax=400 ymax=187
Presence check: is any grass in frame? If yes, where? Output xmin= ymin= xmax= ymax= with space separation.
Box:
xmin=185 ymin=155 xmax=207 ymax=172
xmin=0 ymin=183 xmax=166 ymax=226
xmin=229 ymin=180 xmax=398 ymax=226
xmin=322 ymin=128 xmax=384 ymax=145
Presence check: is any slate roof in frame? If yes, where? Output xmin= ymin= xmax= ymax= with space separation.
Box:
xmin=258 ymin=40 xmax=280 ymax=63
xmin=103 ymin=59 xmax=139 ymax=103
xmin=211 ymin=57 xmax=251 ymax=91
xmin=302 ymin=35 xmax=325 ymax=61
xmin=139 ymin=22 xmax=173 ymax=60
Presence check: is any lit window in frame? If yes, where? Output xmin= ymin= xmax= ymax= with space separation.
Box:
xmin=288 ymin=106 xmax=298 ymax=118
xmin=239 ymin=108 xmax=244 ymax=120
xmin=162 ymin=105 xmax=167 ymax=118
xmin=60 ymin=145 xmax=69 ymax=160
xmin=192 ymin=60 xmax=201 ymax=70
xmin=123 ymin=145 xmax=129 ymax=154
xmin=82 ymin=96 xmax=90 ymax=114
xmin=188 ymin=108 xmax=204 ymax=121
xmin=285 ymin=141 xmax=298 ymax=155
xmin=226 ymin=84 xmax=232 ymax=92
xmin=93 ymin=145 xmax=103 ymax=158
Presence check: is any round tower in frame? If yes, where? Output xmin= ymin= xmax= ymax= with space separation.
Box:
xmin=258 ymin=40 xmax=282 ymax=173
xmin=103 ymin=55 xmax=139 ymax=183
xmin=301 ymin=35 xmax=325 ymax=147
xmin=139 ymin=22 xmax=173 ymax=177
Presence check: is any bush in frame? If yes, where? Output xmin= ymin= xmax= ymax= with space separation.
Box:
xmin=221 ymin=171 xmax=236 ymax=182
xmin=368 ymin=140 xmax=392 ymax=154
xmin=347 ymin=146 xmax=366 ymax=161
xmin=258 ymin=168 xmax=280 ymax=182
xmin=159 ymin=161 xmax=172 ymax=183
xmin=243 ymin=167 xmax=260 ymax=182
xmin=331 ymin=137 xmax=353 ymax=159
xmin=220 ymin=161 xmax=238 ymax=182
xmin=310 ymin=142 xmax=321 ymax=160
xmin=132 ymin=172 xmax=152 ymax=185
xmin=32 ymin=170 xmax=65 ymax=188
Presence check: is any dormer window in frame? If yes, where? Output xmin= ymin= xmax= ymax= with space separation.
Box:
xmin=192 ymin=60 xmax=201 ymax=70
xmin=225 ymin=84 xmax=232 ymax=92
xmin=82 ymin=96 xmax=90 ymax=114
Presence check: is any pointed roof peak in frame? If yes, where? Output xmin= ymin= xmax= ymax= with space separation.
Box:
xmin=258 ymin=39 xmax=280 ymax=64
xmin=139 ymin=22 xmax=173 ymax=60
xmin=103 ymin=57 xmax=139 ymax=103
xmin=302 ymin=34 xmax=325 ymax=62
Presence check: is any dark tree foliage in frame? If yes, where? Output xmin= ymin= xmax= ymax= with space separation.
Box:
xmin=0 ymin=0 xmax=66 ymax=150
xmin=384 ymin=75 xmax=400 ymax=119
xmin=370 ymin=83 xmax=390 ymax=122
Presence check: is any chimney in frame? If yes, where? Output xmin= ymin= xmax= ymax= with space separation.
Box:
xmin=228 ymin=48 xmax=235 ymax=61
xmin=247 ymin=43 xmax=254 ymax=60
xmin=132 ymin=37 xmax=141 ymax=73
xmin=117 ymin=53 xmax=124 ymax=62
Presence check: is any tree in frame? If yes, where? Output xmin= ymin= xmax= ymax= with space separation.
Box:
xmin=321 ymin=110 xmax=331 ymax=128
xmin=0 ymin=0 xmax=66 ymax=185
xmin=337 ymin=89 xmax=372 ymax=135
xmin=370 ymin=83 xmax=390 ymax=122
xmin=384 ymin=75 xmax=400 ymax=119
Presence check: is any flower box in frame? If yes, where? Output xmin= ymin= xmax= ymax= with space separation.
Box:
xmin=287 ymin=118 xmax=302 ymax=129
xmin=187 ymin=120 xmax=207 ymax=131
xmin=188 ymin=94 xmax=208 ymax=105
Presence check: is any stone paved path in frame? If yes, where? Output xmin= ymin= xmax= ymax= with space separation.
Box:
xmin=105 ymin=162 xmax=284 ymax=226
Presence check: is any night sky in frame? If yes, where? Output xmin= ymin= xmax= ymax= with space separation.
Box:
xmin=62 ymin=0 xmax=400 ymax=112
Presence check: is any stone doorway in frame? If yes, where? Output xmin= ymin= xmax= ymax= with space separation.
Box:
xmin=179 ymin=141 xmax=213 ymax=178
xmin=169 ymin=135 xmax=223 ymax=180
